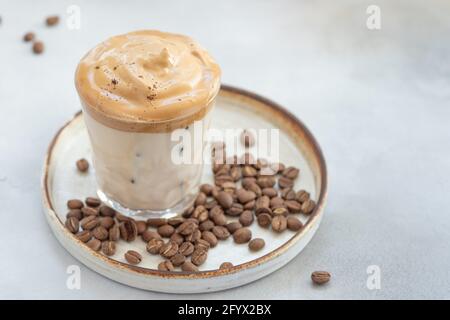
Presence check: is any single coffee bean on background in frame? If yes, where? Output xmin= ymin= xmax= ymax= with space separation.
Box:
xmin=124 ymin=250 xmax=142 ymax=265
xmin=147 ymin=218 xmax=166 ymax=228
xmin=101 ymin=241 xmax=116 ymax=256
xmin=157 ymin=224 xmax=175 ymax=237
xmin=191 ymin=249 xmax=208 ymax=266
xmin=181 ymin=261 xmax=199 ymax=272
xmin=219 ymin=262 xmax=233 ymax=269
xmin=65 ymin=217 xmax=79 ymax=234
xmin=170 ymin=253 xmax=186 ymax=267
xmin=311 ymin=271 xmax=331 ymax=284
xmin=257 ymin=213 xmax=272 ymax=228
xmin=249 ymin=238 xmax=265 ymax=251
xmin=76 ymin=158 xmax=89 ymax=172
xmin=225 ymin=221 xmax=242 ymax=234
xmin=109 ymin=225 xmax=120 ymax=241
xmin=233 ymin=228 xmax=252 ymax=244
xmin=66 ymin=209 xmax=82 ymax=220
xmin=287 ymin=216 xmax=303 ymax=231
xmin=159 ymin=241 xmax=179 ymax=258
xmin=85 ymin=197 xmax=101 ymax=207
xmin=272 ymin=215 xmax=287 ymax=232
xmin=76 ymin=230 xmax=91 ymax=243
xmin=158 ymin=260 xmax=175 ymax=271
xmin=67 ymin=199 xmax=84 ymax=210
xmin=146 ymin=238 xmax=164 ymax=254
xmin=86 ymin=238 xmax=101 ymax=251
xmin=45 ymin=15 xmax=59 ymax=26
xmin=23 ymin=32 xmax=35 ymax=42
xmin=179 ymin=241 xmax=195 ymax=256
xmin=256 ymin=176 xmax=276 ymax=188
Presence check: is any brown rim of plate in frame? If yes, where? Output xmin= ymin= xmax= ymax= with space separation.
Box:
xmin=42 ymin=84 xmax=328 ymax=279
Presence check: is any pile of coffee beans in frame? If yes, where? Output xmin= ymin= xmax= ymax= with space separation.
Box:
xmin=66 ymin=133 xmax=317 ymax=273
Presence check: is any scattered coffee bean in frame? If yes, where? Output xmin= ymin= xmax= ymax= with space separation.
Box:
xmin=158 ymin=260 xmax=175 ymax=271
xmin=101 ymin=241 xmax=116 ymax=256
xmin=226 ymin=202 xmax=244 ymax=216
xmin=80 ymin=215 xmax=98 ymax=230
xmin=226 ymin=221 xmax=242 ymax=234
xmin=262 ymin=188 xmax=278 ymax=198
xmin=181 ymin=261 xmax=199 ymax=272
xmin=86 ymin=238 xmax=101 ymax=251
xmin=116 ymin=213 xmax=131 ymax=222
xmin=216 ymin=191 xmax=233 ymax=209
xmin=257 ymin=213 xmax=272 ymax=228
xmin=67 ymin=199 xmax=84 ymax=210
xmin=272 ymin=215 xmax=287 ymax=232
xmin=76 ymin=230 xmax=91 ymax=243
xmin=85 ymin=197 xmax=101 ymax=207
xmin=236 ymin=189 xmax=256 ymax=204
xmin=23 ymin=32 xmax=35 ymax=42
xmin=202 ymin=231 xmax=218 ymax=247
xmin=185 ymin=229 xmax=201 ymax=242
xmin=311 ymin=271 xmax=331 ymax=284
xmin=75 ymin=158 xmax=89 ymax=172
xmin=240 ymin=129 xmax=255 ymax=147
xmin=199 ymin=220 xmax=215 ymax=231
xmin=256 ymin=176 xmax=276 ymax=188
xmin=233 ymin=228 xmax=252 ymax=244
xmin=285 ymin=200 xmax=302 ymax=213
xmin=124 ymin=250 xmax=142 ymax=265
xmin=147 ymin=218 xmax=166 ymax=227
xmin=255 ymin=196 xmax=271 ymax=215
xmin=146 ymin=238 xmax=164 ymax=254
xmin=81 ymin=206 xmax=98 ymax=217
xmin=170 ymin=253 xmax=186 ymax=267
xmin=157 ymin=224 xmax=175 ymax=238
xmin=287 ymin=216 xmax=303 ymax=231
xmin=133 ymin=220 xmax=146 ymax=235
xmin=141 ymin=230 xmax=160 ymax=243
xmin=109 ymin=224 xmax=120 ymax=241
xmin=195 ymin=192 xmax=207 ymax=206
xmin=100 ymin=216 xmax=115 ymax=229
xmin=282 ymin=166 xmax=300 ymax=180
xmin=219 ymin=262 xmax=233 ymax=269
xmin=179 ymin=241 xmax=195 ymax=256
xmin=244 ymin=200 xmax=255 ymax=210
xmin=212 ymin=226 xmax=230 ymax=240
xmin=99 ymin=206 xmax=116 ymax=217
xmin=46 ymin=15 xmax=59 ymax=26
xmin=159 ymin=241 xmax=178 ymax=258
xmin=249 ymin=238 xmax=265 ymax=251
xmin=278 ymin=176 xmax=294 ymax=189
xmin=120 ymin=220 xmax=137 ymax=242
xmin=200 ymin=183 xmax=214 ymax=196
xmin=92 ymin=226 xmax=109 ymax=240
xmin=272 ymin=207 xmax=288 ymax=216
xmin=239 ymin=210 xmax=254 ymax=226
xmin=176 ymin=221 xmax=197 ymax=236
xmin=66 ymin=209 xmax=83 ymax=220
xmin=281 ymin=188 xmax=296 ymax=200
xmin=242 ymin=165 xmax=257 ymax=177
xmin=168 ymin=217 xmax=184 ymax=227
xmin=65 ymin=217 xmax=79 ymax=234
xmin=296 ymin=190 xmax=310 ymax=203
xmin=191 ymin=249 xmax=208 ymax=266
xmin=211 ymin=212 xmax=227 ymax=226
xmin=270 ymin=197 xmax=285 ymax=210
xmin=32 ymin=40 xmax=44 ymax=54
xmin=301 ymin=199 xmax=316 ymax=214
xmin=195 ymin=239 xmax=210 ymax=251
xmin=170 ymin=232 xmax=184 ymax=245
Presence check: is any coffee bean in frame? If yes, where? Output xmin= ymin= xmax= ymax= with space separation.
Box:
xmin=192 ymin=205 xmax=208 ymax=221
xmin=256 ymin=176 xmax=276 ymax=188
xmin=216 ymin=191 xmax=233 ymax=209
xmin=282 ymin=166 xmax=300 ymax=180
xmin=146 ymin=218 xmax=166 ymax=227
xmin=115 ymin=213 xmax=131 ymax=222
xmin=23 ymin=32 xmax=35 ymax=42
xmin=272 ymin=215 xmax=287 ymax=232
xmin=202 ymin=231 xmax=218 ymax=247
xmin=101 ymin=241 xmax=116 ymax=256
xmin=215 ymin=175 xmax=233 ymax=187
xmin=185 ymin=229 xmax=201 ymax=242
xmin=236 ymin=189 xmax=256 ymax=204
xmin=134 ymin=220 xmax=147 ymax=234
xmin=212 ymin=226 xmax=230 ymax=240
xmin=65 ymin=217 xmax=79 ymax=234
xmin=124 ymin=250 xmax=142 ymax=265
xmin=176 ymin=221 xmax=197 ymax=236
xmin=246 ymin=182 xmax=262 ymax=197
xmin=255 ymin=196 xmax=271 ymax=215
xmin=272 ymin=207 xmax=288 ymax=217
xmin=285 ymin=200 xmax=302 ymax=213
xmin=158 ymin=260 xmax=174 ymax=271
xmin=221 ymin=181 xmax=237 ymax=192
xmin=270 ymin=196 xmax=285 ymax=210
xmin=230 ymin=166 xmax=242 ymax=181
xmin=239 ymin=210 xmax=254 ymax=227
xmin=179 ymin=241 xmax=195 ymax=256
xmin=226 ymin=203 xmax=243 ymax=216
xmin=257 ymin=213 xmax=272 ymax=228
xmin=278 ymin=176 xmax=294 ymax=189
xmin=159 ymin=241 xmax=178 ymax=258
xmin=233 ymin=228 xmax=252 ymax=244
xmin=296 ymin=190 xmax=310 ymax=203
xmin=211 ymin=212 xmax=227 ymax=226
xmin=191 ymin=249 xmax=208 ymax=266
xmin=120 ymin=220 xmax=138 ymax=242
xmin=141 ymin=230 xmax=161 ymax=242
xmin=287 ymin=216 xmax=303 ymax=231
xmin=262 ymin=188 xmax=278 ymax=198
xmin=92 ymin=226 xmax=109 ymax=240
xmin=170 ymin=253 xmax=186 ymax=267
xmin=219 ymin=262 xmax=233 ymax=269
xmin=281 ymin=188 xmax=296 ymax=200
xmin=45 ymin=15 xmax=59 ymax=26
xmin=226 ymin=221 xmax=242 ymax=234
xmin=249 ymin=238 xmax=265 ymax=251
xmin=146 ymin=238 xmax=164 ymax=254
xmin=243 ymin=199 xmax=255 ymax=210
xmin=200 ymin=183 xmax=214 ymax=196
xmin=81 ymin=206 xmax=98 ymax=217
xmin=80 ymin=215 xmax=98 ymax=230
xmin=199 ymin=220 xmax=215 ymax=231
xmin=76 ymin=230 xmax=91 ymax=243
xmin=195 ymin=192 xmax=207 ymax=206
xmin=195 ymin=239 xmax=210 ymax=251
xmin=99 ymin=206 xmax=116 ymax=217
xmin=209 ymin=205 xmax=223 ymax=218
xmin=76 ymin=158 xmax=89 ymax=172
xmin=157 ymin=224 xmax=175 ymax=238
xmin=311 ymin=271 xmax=331 ymax=284
xmin=85 ymin=197 xmax=101 ymax=207
xmin=86 ymin=238 xmax=101 ymax=251
xmin=66 ymin=209 xmax=83 ymax=220
xmin=181 ymin=261 xmax=199 ymax=272
xmin=204 ymin=200 xmax=218 ymax=210
xmin=67 ymin=199 xmax=84 ymax=209
xmin=242 ymin=165 xmax=257 ymax=177
xmin=109 ymin=224 xmax=120 ymax=241
xmin=241 ymin=177 xmax=256 ymax=189
xmin=240 ymin=129 xmax=255 ymax=147
xmin=170 ymin=232 xmax=184 ymax=245
xmin=100 ymin=216 xmax=115 ymax=229
xmin=301 ymin=199 xmax=316 ymax=214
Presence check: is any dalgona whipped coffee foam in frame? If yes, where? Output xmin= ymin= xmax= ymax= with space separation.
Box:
xmin=75 ymin=30 xmax=221 ymax=214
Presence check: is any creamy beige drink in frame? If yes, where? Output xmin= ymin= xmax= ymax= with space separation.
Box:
xmin=75 ymin=30 xmax=221 ymax=216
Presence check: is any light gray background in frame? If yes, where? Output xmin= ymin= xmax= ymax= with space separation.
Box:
xmin=1 ymin=0 xmax=449 ymax=299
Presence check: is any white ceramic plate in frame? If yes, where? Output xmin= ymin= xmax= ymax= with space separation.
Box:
xmin=41 ymin=85 xmax=328 ymax=293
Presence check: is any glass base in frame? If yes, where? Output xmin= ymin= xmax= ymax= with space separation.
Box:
xmin=97 ymin=189 xmax=195 ymax=219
